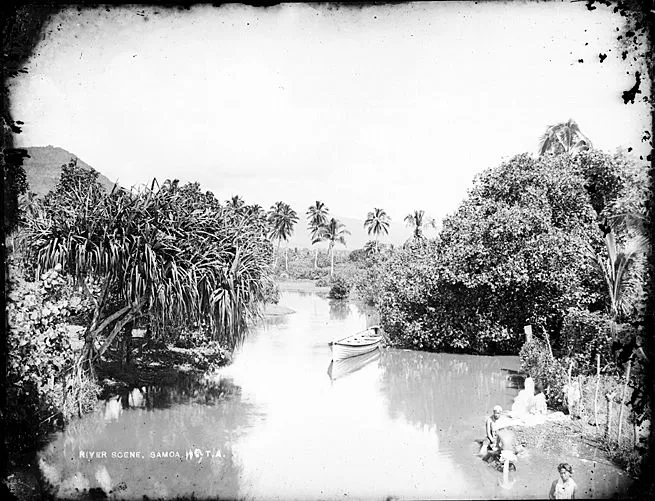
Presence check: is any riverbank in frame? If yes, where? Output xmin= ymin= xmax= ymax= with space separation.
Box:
xmin=276 ymin=278 xmax=330 ymax=293
xmin=262 ymin=303 xmax=295 ymax=315
xmin=512 ymin=413 xmax=646 ymax=480
xmin=96 ymin=343 xmax=231 ymax=396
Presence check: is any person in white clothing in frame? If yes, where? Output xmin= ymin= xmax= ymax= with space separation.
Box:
xmin=549 ymin=463 xmax=577 ymax=499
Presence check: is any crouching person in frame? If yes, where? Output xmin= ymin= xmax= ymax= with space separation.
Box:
xmin=478 ymin=405 xmax=502 ymax=456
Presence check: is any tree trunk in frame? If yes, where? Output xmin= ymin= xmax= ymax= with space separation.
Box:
xmin=123 ymin=319 xmax=135 ymax=367
xmin=96 ymin=309 xmax=139 ymax=361
xmin=594 ymin=355 xmax=601 ymax=432
xmin=544 ymin=330 xmax=554 ymax=358
xmin=77 ymin=301 xmax=140 ymax=373
xmin=605 ymin=392 xmax=616 ymax=441
xmin=273 ymin=239 xmax=281 ymax=268
xmin=330 ymin=244 xmax=335 ymax=277
xmin=375 ymin=237 xmax=379 ymax=253
xmin=284 ymin=241 xmax=289 ymax=272
xmin=314 ymin=248 xmax=318 ymax=268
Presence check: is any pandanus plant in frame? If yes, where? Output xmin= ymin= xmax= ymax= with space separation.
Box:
xmin=18 ymin=162 xmax=273 ymax=376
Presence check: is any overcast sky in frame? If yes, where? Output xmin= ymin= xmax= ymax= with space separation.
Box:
xmin=10 ymin=2 xmax=650 ymax=226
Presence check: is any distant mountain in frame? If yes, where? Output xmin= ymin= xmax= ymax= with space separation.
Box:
xmin=21 ymin=146 xmax=116 ymax=196
xmin=286 ymin=216 xmax=415 ymax=250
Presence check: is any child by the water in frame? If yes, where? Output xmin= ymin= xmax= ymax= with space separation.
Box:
xmin=549 ymin=463 xmax=577 ymax=499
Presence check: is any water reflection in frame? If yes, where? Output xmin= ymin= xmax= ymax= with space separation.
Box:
xmin=379 ymin=349 xmax=519 ymax=433
xmin=328 ymin=299 xmax=350 ymax=320
xmin=327 ymin=348 xmax=381 ymax=381
xmin=259 ymin=311 xmax=290 ymax=327
xmin=352 ymin=301 xmax=380 ymax=325
xmin=39 ymin=291 xmax=633 ymax=500
xmin=39 ymin=377 xmax=252 ymax=500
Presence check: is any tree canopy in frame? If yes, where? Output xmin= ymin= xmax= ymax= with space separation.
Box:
xmin=18 ymin=163 xmax=274 ymax=372
xmin=374 ymin=151 xmax=644 ymax=354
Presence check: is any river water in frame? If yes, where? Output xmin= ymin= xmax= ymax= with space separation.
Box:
xmin=37 ymin=290 xmax=633 ymax=499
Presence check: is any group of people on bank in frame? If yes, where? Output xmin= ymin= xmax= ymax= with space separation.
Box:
xmin=478 ymin=377 xmax=577 ymax=499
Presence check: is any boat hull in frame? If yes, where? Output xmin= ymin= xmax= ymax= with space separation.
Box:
xmin=329 ymin=326 xmax=383 ymax=361
xmin=328 ymin=348 xmax=381 ymax=380
xmin=330 ymin=341 xmax=380 ymax=361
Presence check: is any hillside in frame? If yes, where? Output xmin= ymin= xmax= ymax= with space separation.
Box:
xmin=21 ymin=146 xmax=116 ymax=196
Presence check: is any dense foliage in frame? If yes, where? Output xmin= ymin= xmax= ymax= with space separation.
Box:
xmin=558 ymin=307 xmax=616 ymax=374
xmin=2 ymin=148 xmax=29 ymax=234
xmin=6 ymin=261 xmax=100 ymax=451
xmin=371 ymin=154 xmax=608 ymax=353
xmin=328 ymin=274 xmax=352 ymax=299
xmin=16 ymin=162 xmax=274 ymax=374
xmin=518 ymin=338 xmax=568 ymax=410
xmin=365 ymin=147 xmax=649 ymax=364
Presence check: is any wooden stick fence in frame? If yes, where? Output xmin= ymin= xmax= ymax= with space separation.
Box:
xmin=617 ymin=359 xmax=632 ymax=447
xmin=564 ymin=357 xmax=638 ymax=449
xmin=594 ymin=354 xmax=600 ymax=433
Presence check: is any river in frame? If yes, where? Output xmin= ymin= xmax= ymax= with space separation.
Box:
xmin=37 ymin=289 xmax=633 ymax=499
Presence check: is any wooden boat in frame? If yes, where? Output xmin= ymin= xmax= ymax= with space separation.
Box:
xmin=329 ymin=325 xmax=384 ymax=361
xmin=327 ymin=348 xmax=381 ymax=381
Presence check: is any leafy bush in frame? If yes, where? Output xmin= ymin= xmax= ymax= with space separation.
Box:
xmin=6 ymin=262 xmax=100 ymax=451
xmin=348 ymin=248 xmax=368 ymax=263
xmin=558 ymin=307 xmax=615 ymax=374
xmin=519 ymin=337 xmax=568 ymax=410
xmin=315 ymin=276 xmax=330 ymax=287
xmin=261 ymin=280 xmax=281 ymax=304
xmin=328 ymin=275 xmax=352 ymax=299
xmin=299 ymin=268 xmax=329 ymax=280
xmin=352 ymin=253 xmax=390 ymax=305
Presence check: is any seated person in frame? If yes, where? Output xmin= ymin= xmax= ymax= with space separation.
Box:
xmin=497 ymin=428 xmax=520 ymax=489
xmin=497 ymin=428 xmax=520 ymax=464
xmin=531 ymin=382 xmax=547 ymax=415
xmin=511 ymin=377 xmax=535 ymax=416
xmin=478 ymin=405 xmax=502 ymax=456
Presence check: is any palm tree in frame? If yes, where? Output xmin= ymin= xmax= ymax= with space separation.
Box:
xmin=319 ymin=218 xmax=350 ymax=277
xmin=267 ymin=201 xmax=299 ymax=271
xmin=595 ymin=231 xmax=648 ymax=322
xmin=306 ymin=201 xmax=330 ymax=268
xmin=364 ymin=208 xmax=391 ymax=253
xmin=226 ymin=195 xmax=246 ymax=211
xmin=538 ymin=119 xmax=592 ymax=156
xmin=404 ymin=210 xmax=436 ymax=242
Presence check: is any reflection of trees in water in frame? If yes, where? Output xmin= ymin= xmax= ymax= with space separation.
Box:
xmin=291 ymin=289 xmax=323 ymax=298
xmin=329 ymin=300 xmax=350 ymax=320
xmin=39 ymin=376 xmax=252 ymax=499
xmin=379 ymin=350 xmax=512 ymax=435
xmin=352 ymin=301 xmax=380 ymax=326
xmin=262 ymin=314 xmax=290 ymax=327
